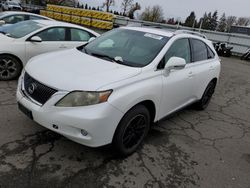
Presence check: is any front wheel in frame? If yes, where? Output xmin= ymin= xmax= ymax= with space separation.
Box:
xmin=0 ymin=55 xmax=22 ymax=81
xmin=113 ymin=105 xmax=150 ymax=157
xmin=195 ymin=81 xmax=216 ymax=110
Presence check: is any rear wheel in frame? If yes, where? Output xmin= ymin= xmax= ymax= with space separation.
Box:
xmin=195 ymin=81 xmax=216 ymax=110
xmin=0 ymin=55 xmax=22 ymax=81
xmin=113 ymin=105 xmax=150 ymax=157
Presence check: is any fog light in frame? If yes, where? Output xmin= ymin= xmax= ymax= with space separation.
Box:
xmin=81 ymin=129 xmax=88 ymax=136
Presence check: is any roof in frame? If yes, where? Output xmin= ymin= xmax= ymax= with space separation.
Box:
xmin=34 ymin=20 xmax=84 ymax=28
xmin=0 ymin=11 xmax=53 ymax=20
xmin=124 ymin=26 xmax=174 ymax=37
xmin=32 ymin=20 xmax=100 ymax=36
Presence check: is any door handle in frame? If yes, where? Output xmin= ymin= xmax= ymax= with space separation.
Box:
xmin=188 ymin=71 xmax=194 ymax=78
xmin=209 ymin=66 xmax=215 ymax=70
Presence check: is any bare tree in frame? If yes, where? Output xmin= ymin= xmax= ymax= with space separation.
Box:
xmin=236 ymin=17 xmax=250 ymax=26
xmin=140 ymin=5 xmax=164 ymax=23
xmin=45 ymin=0 xmax=77 ymax=6
xmin=102 ymin=0 xmax=115 ymax=12
xmin=121 ymin=0 xmax=134 ymax=15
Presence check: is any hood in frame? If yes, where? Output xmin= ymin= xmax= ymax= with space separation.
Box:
xmin=9 ymin=5 xmax=21 ymax=8
xmin=25 ymin=49 xmax=141 ymax=91
xmin=0 ymin=33 xmax=14 ymax=42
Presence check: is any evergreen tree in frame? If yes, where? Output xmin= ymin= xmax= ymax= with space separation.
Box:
xmin=210 ymin=10 xmax=218 ymax=30
xmin=217 ymin=13 xmax=227 ymax=32
xmin=184 ymin=11 xmax=196 ymax=27
xmin=85 ymin=4 xmax=88 ymax=9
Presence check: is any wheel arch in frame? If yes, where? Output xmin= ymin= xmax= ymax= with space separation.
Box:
xmin=119 ymin=100 xmax=157 ymax=126
xmin=210 ymin=77 xmax=218 ymax=86
xmin=0 ymin=53 xmax=23 ymax=69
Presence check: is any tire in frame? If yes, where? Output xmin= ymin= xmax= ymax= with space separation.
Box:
xmin=241 ymin=54 xmax=246 ymax=60
xmin=0 ymin=55 xmax=22 ymax=81
xmin=113 ymin=105 xmax=150 ymax=157
xmin=195 ymin=81 xmax=216 ymax=110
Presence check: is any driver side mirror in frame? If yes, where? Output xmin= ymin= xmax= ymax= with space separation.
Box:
xmin=164 ymin=57 xmax=186 ymax=70
xmin=29 ymin=36 xmax=42 ymax=43
xmin=0 ymin=20 xmax=5 ymax=26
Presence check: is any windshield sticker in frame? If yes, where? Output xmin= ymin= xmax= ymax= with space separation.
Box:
xmin=144 ymin=33 xmax=163 ymax=40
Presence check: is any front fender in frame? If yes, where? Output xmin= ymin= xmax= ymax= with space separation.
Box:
xmin=106 ymin=71 xmax=163 ymax=122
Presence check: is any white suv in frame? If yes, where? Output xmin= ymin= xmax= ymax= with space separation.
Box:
xmin=17 ymin=27 xmax=221 ymax=156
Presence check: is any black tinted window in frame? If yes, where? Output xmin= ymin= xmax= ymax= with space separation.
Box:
xmin=165 ymin=38 xmax=191 ymax=64
xmin=37 ymin=27 xmax=66 ymax=41
xmin=70 ymin=28 xmax=91 ymax=41
xmin=191 ymin=39 xmax=208 ymax=62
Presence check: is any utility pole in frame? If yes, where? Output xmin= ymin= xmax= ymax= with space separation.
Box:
xmin=199 ymin=18 xmax=203 ymax=32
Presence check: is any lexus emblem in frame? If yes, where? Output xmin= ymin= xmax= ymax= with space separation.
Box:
xmin=28 ymin=83 xmax=37 ymax=95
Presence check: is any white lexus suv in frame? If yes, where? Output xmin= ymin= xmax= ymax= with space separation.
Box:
xmin=17 ymin=27 xmax=221 ymax=156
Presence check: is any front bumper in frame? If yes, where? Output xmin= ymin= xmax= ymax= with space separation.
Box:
xmin=16 ymin=79 xmax=124 ymax=147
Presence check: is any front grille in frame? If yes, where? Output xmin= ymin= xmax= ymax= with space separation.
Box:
xmin=23 ymin=73 xmax=57 ymax=105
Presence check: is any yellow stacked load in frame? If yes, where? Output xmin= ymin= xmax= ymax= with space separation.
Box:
xmin=53 ymin=12 xmax=62 ymax=20
xmin=91 ymin=19 xmax=113 ymax=30
xmin=62 ymin=14 xmax=71 ymax=22
xmin=46 ymin=11 xmax=54 ymax=19
xmin=40 ymin=10 xmax=47 ymax=17
xmin=81 ymin=17 xmax=91 ymax=26
xmin=92 ymin=11 xmax=113 ymax=21
xmin=71 ymin=16 xmax=81 ymax=24
xmin=43 ymin=4 xmax=114 ymax=30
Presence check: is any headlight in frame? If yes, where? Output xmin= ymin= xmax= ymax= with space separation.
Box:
xmin=55 ymin=90 xmax=112 ymax=107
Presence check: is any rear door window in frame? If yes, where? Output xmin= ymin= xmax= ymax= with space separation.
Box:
xmin=36 ymin=27 xmax=66 ymax=41
xmin=190 ymin=39 xmax=208 ymax=62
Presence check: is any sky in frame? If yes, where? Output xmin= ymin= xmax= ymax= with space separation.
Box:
xmin=79 ymin=0 xmax=250 ymax=21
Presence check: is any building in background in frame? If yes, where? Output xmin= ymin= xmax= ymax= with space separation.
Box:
xmin=230 ymin=25 xmax=250 ymax=35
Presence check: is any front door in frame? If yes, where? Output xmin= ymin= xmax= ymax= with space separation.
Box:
xmin=158 ymin=38 xmax=196 ymax=119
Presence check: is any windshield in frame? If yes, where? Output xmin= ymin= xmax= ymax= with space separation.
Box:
xmin=0 ymin=12 xmax=6 ymax=17
xmin=84 ymin=28 xmax=169 ymax=67
xmin=0 ymin=20 xmax=43 ymax=38
xmin=8 ymin=2 xmax=19 ymax=5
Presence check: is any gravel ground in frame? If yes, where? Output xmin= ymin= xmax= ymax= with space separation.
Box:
xmin=0 ymin=57 xmax=249 ymax=188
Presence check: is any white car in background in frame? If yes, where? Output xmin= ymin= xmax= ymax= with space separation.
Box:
xmin=0 ymin=11 xmax=53 ymax=26
xmin=0 ymin=20 xmax=100 ymax=80
xmin=17 ymin=27 xmax=221 ymax=156
xmin=2 ymin=1 xmax=22 ymax=11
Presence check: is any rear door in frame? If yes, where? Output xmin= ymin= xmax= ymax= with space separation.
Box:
xmin=67 ymin=27 xmax=95 ymax=48
xmin=189 ymin=38 xmax=217 ymax=99
xmin=25 ymin=27 xmax=69 ymax=62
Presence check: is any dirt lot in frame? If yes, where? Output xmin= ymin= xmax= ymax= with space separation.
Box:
xmin=0 ymin=57 xmax=249 ymax=188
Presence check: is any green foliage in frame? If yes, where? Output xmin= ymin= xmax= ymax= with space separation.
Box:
xmin=217 ymin=13 xmax=227 ymax=32
xmin=184 ymin=11 xmax=196 ymax=27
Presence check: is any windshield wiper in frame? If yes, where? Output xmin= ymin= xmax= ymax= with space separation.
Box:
xmin=91 ymin=53 xmax=124 ymax=64
xmin=0 ymin=31 xmax=13 ymax=38
xmin=0 ymin=31 xmax=6 ymax=35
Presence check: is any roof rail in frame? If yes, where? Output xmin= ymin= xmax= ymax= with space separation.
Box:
xmin=174 ymin=30 xmax=207 ymax=39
